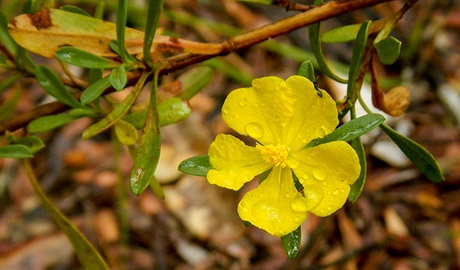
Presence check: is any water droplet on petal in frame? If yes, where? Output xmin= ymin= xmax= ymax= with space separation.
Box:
xmin=327 ymin=205 xmax=333 ymax=211
xmin=302 ymin=185 xmax=324 ymax=210
xmin=239 ymin=98 xmax=248 ymax=106
xmin=333 ymin=189 xmax=340 ymax=196
xmin=222 ymin=107 xmax=229 ymax=114
xmin=313 ymin=167 xmax=326 ymax=181
xmin=245 ymin=122 xmax=264 ymax=139
xmin=291 ymin=198 xmax=308 ymax=212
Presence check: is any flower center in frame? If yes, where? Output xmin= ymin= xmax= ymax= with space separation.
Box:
xmin=257 ymin=144 xmax=290 ymax=168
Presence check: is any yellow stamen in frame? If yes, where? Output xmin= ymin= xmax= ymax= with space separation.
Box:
xmin=257 ymin=144 xmax=290 ymax=168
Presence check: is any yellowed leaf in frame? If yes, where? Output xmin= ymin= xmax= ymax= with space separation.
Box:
xmin=8 ymin=8 xmax=224 ymax=58
xmin=8 ymin=8 xmax=144 ymax=57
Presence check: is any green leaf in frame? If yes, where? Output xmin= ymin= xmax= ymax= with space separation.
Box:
xmin=81 ymin=76 xmax=112 ymax=104
xmin=321 ymin=23 xmax=362 ymax=43
xmin=0 ymin=10 xmax=19 ymax=57
xmin=0 ymin=145 xmax=33 ymax=158
xmin=380 ymin=124 xmax=444 ymax=183
xmin=82 ymin=72 xmax=150 ymax=139
xmin=374 ymin=36 xmax=401 ymax=65
xmin=149 ymin=175 xmax=165 ymax=199
xmin=339 ymin=21 xmax=371 ymax=119
xmin=178 ymin=66 xmax=214 ymax=100
xmin=158 ymin=97 xmax=191 ymax=126
xmin=297 ymin=60 xmax=316 ymax=82
xmin=15 ymin=136 xmax=45 ymax=154
xmin=28 ymin=113 xmax=81 ymax=133
xmin=307 ymin=113 xmax=385 ymax=147
xmin=281 ymin=226 xmax=301 ymax=259
xmin=129 ymin=72 xmax=161 ymax=195
xmin=55 ymin=47 xmax=119 ymax=69
xmin=347 ymin=21 xmax=370 ymax=97
xmin=109 ymin=65 xmax=127 ymax=91
xmin=60 ymin=5 xmax=91 ymax=16
xmin=23 ymin=160 xmax=109 ymax=269
xmin=114 ymin=119 xmax=138 ymax=145
xmin=87 ymin=68 xmax=103 ymax=84
xmin=0 ymin=73 xmax=22 ymax=95
xmin=308 ymin=20 xmax=347 ymax=83
xmin=143 ymin=0 xmax=164 ymax=67
xmin=123 ymin=98 xmax=192 ymax=129
xmin=116 ymin=0 xmax=131 ymax=63
xmin=35 ymin=65 xmax=84 ymax=108
xmin=178 ymin=155 xmax=210 ymax=177
xmin=348 ymin=137 xmax=367 ymax=202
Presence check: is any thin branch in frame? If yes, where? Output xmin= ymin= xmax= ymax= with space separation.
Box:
xmin=0 ymin=0 xmax=395 ymax=134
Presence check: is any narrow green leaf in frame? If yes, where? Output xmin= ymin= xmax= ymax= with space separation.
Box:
xmin=308 ymin=20 xmax=347 ymax=83
xmin=338 ymin=21 xmax=371 ymax=119
xmin=297 ymin=60 xmax=316 ymax=82
xmin=123 ymin=110 xmax=147 ymax=129
xmin=0 ymin=73 xmax=22 ymax=95
xmin=60 ymin=5 xmax=91 ymax=16
xmin=55 ymin=47 xmax=120 ymax=69
xmin=130 ymin=72 xmax=161 ymax=195
xmin=81 ymin=76 xmax=112 ymax=104
xmin=380 ymin=124 xmax=444 ymax=183
xmin=82 ymin=72 xmax=150 ymax=139
xmin=281 ymin=226 xmax=301 ymax=259
xmin=0 ymin=10 xmax=19 ymax=56
xmin=143 ymin=0 xmax=164 ymax=67
xmin=109 ymin=65 xmax=127 ymax=91
xmin=114 ymin=119 xmax=138 ymax=145
xmin=23 ymin=160 xmax=109 ymax=269
xmin=321 ymin=23 xmax=362 ymax=43
xmin=374 ymin=36 xmax=401 ymax=65
xmin=87 ymin=68 xmax=103 ymax=85
xmin=178 ymin=155 xmax=210 ymax=177
xmin=0 ymin=145 xmax=33 ymax=158
xmin=27 ymin=113 xmax=81 ymax=133
xmin=149 ymin=175 xmax=165 ymax=199
xmin=307 ymin=113 xmax=385 ymax=147
xmin=35 ymin=66 xmax=84 ymax=108
xmin=346 ymin=21 xmax=370 ymax=98
xmin=348 ymin=137 xmax=367 ymax=202
xmin=15 ymin=136 xmax=45 ymax=154
xmin=179 ymin=66 xmax=214 ymax=100
xmin=116 ymin=0 xmax=130 ymax=63
xmin=158 ymin=97 xmax=191 ymax=126
xmin=123 ymin=98 xmax=192 ymax=129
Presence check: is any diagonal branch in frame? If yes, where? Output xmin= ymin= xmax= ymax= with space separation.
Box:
xmin=0 ymin=0 xmax=396 ymax=134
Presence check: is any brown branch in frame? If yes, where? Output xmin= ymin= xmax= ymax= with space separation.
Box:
xmin=0 ymin=0 xmax=396 ymax=134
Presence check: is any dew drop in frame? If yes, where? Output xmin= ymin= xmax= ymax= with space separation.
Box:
xmin=245 ymin=122 xmax=264 ymax=139
xmin=222 ymin=107 xmax=229 ymax=114
xmin=312 ymin=167 xmax=326 ymax=181
xmin=239 ymin=201 xmax=249 ymax=213
xmin=327 ymin=205 xmax=333 ymax=211
xmin=239 ymin=98 xmax=248 ymax=106
xmin=291 ymin=198 xmax=308 ymax=212
xmin=302 ymin=185 xmax=324 ymax=210
xmin=333 ymin=189 xmax=340 ymax=196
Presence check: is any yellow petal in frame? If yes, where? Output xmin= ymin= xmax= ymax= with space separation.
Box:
xmin=221 ymin=76 xmax=293 ymax=145
xmin=237 ymin=167 xmax=309 ymax=236
xmin=283 ymin=76 xmax=339 ymax=150
xmin=290 ymin=141 xmax=360 ymax=216
xmin=207 ymin=134 xmax=271 ymax=190
xmin=222 ymin=76 xmax=338 ymax=149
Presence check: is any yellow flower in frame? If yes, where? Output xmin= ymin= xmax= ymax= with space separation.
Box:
xmin=207 ymin=75 xmax=360 ymax=236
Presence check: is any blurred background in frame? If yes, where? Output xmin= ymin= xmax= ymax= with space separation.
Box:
xmin=0 ymin=0 xmax=459 ymax=269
